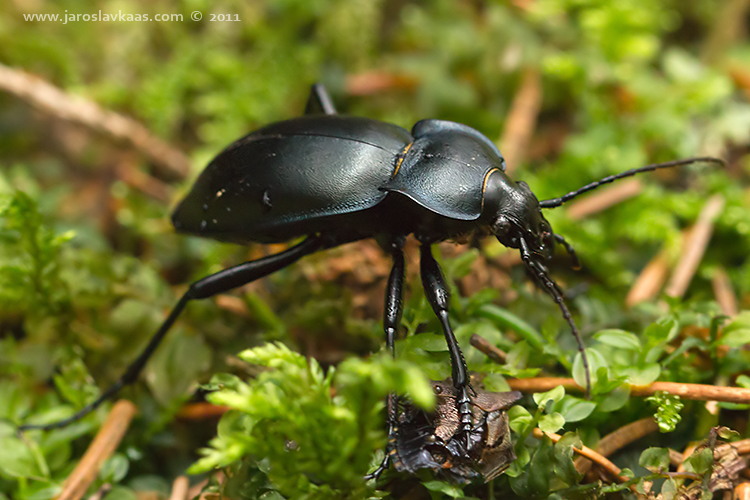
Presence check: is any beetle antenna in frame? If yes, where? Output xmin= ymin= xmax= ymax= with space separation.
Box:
xmin=554 ymin=233 xmax=580 ymax=270
xmin=539 ymin=156 xmax=724 ymax=209
xmin=519 ymin=238 xmax=591 ymax=398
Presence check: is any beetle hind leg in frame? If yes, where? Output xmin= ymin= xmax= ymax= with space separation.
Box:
xmin=18 ymin=236 xmax=325 ymax=432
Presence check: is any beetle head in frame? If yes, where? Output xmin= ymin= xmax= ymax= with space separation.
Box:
xmin=486 ymin=176 xmax=555 ymax=260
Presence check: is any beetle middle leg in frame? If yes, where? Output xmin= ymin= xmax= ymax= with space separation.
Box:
xmin=419 ymin=243 xmax=474 ymax=451
xmin=19 ymin=236 xmax=325 ymax=431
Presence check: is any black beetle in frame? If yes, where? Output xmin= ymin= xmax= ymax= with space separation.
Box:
xmin=384 ymin=379 xmax=521 ymax=482
xmin=21 ymin=84 xmax=722 ymax=445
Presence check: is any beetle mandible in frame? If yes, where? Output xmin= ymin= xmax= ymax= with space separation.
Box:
xmin=21 ymin=84 xmax=723 ymax=444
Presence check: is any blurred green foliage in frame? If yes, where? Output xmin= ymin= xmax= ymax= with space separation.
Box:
xmin=2 ymin=0 xmax=750 ymax=498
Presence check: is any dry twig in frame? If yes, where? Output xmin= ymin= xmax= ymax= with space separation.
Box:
xmin=54 ymin=400 xmax=137 ymax=500
xmin=712 ymin=267 xmax=739 ymax=317
xmin=575 ymin=418 xmax=658 ymax=474
xmin=470 ymin=334 xmax=507 ymax=363
xmin=507 ymin=377 xmax=750 ymax=404
xmin=532 ymin=428 xmax=629 ymax=483
xmin=344 ymin=72 xmax=417 ymax=96
xmin=626 ymin=250 xmax=670 ymax=307
xmin=566 ymin=179 xmax=643 ymax=220
xmin=499 ymin=68 xmax=542 ymax=174
xmin=0 ymin=62 xmax=190 ymax=180
xmin=665 ymin=195 xmax=725 ymax=298
xmin=169 ymin=477 xmax=190 ymax=500
xmin=176 ymin=402 xmax=230 ymax=420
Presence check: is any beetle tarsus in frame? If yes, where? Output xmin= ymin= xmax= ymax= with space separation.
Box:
xmin=554 ymin=233 xmax=581 ymax=270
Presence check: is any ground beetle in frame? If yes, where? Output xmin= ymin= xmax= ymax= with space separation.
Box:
xmin=21 ymin=84 xmax=723 ymax=454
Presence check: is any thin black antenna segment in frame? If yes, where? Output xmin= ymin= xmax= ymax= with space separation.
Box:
xmin=539 ymin=157 xmax=725 ymax=209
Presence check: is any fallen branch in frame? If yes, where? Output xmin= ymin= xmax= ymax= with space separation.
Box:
xmin=0 ymin=62 xmax=190 ymax=180
xmin=54 ymin=400 xmax=137 ymax=500
xmin=507 ymin=377 xmax=750 ymax=404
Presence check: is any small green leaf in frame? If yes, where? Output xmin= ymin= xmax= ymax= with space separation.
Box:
xmin=528 ymin=437 xmax=555 ymax=495
xmin=422 ymin=480 xmax=465 ymax=498
xmin=717 ymin=427 xmax=740 ymax=441
xmin=622 ymin=362 xmax=661 ymax=385
xmin=720 ymin=311 xmax=750 ymax=347
xmin=533 ymin=385 xmax=565 ymax=410
xmin=594 ymin=329 xmax=641 ymax=350
xmin=538 ymin=413 xmax=565 ymax=433
xmin=99 ymin=454 xmax=129 ymax=483
xmin=683 ymin=447 xmax=713 ymax=474
xmin=553 ymin=433 xmax=584 ymax=485
xmin=572 ymin=348 xmax=608 ymax=390
xmin=0 ymin=437 xmax=44 ymax=479
xmin=508 ymin=405 xmax=533 ymax=434
xmin=556 ymin=397 xmax=596 ymax=423
xmin=736 ymin=375 xmax=750 ymax=388
xmin=599 ymin=385 xmax=630 ymax=412
xmin=639 ymin=447 xmax=670 ymax=473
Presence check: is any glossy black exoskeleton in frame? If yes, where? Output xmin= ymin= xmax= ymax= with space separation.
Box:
xmin=387 ymin=379 xmax=521 ymax=483
xmin=21 ymin=83 xmax=723 ymax=461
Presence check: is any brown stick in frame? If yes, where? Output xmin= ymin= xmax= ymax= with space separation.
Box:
xmin=176 ymin=402 xmax=230 ymax=420
xmin=0 ymin=62 xmax=190 ymax=180
xmin=54 ymin=400 xmax=137 ymax=500
xmin=712 ymin=267 xmax=738 ymax=317
xmin=532 ymin=428 xmax=629 ymax=483
xmin=499 ymin=68 xmax=542 ymax=174
xmin=345 ymin=72 xmax=418 ymax=96
xmin=566 ymin=179 xmax=643 ymax=220
xmin=575 ymin=418 xmax=659 ymax=474
xmin=169 ymin=477 xmax=190 ymax=500
xmin=626 ymin=250 xmax=670 ymax=307
xmin=507 ymin=377 xmax=750 ymax=404
xmin=214 ymin=295 xmax=249 ymax=317
xmin=470 ymin=334 xmax=507 ymax=363
xmin=665 ymin=195 xmax=725 ymax=298
xmin=735 ymin=482 xmax=750 ymax=500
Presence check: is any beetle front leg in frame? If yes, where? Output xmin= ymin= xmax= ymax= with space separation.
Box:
xmin=19 ymin=236 xmax=324 ymax=432
xmin=419 ymin=244 xmax=473 ymax=451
